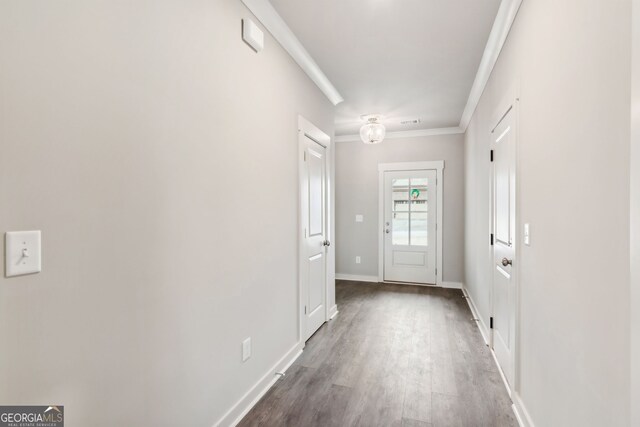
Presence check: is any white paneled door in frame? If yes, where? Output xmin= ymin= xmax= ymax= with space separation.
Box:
xmin=301 ymin=131 xmax=328 ymax=341
xmin=383 ymin=170 xmax=437 ymax=284
xmin=492 ymin=105 xmax=517 ymax=388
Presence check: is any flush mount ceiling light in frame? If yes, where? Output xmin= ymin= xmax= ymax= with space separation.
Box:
xmin=359 ymin=114 xmax=386 ymax=144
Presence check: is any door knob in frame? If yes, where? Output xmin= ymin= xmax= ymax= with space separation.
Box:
xmin=323 ymin=240 xmax=331 ymax=247
xmin=501 ymin=258 xmax=513 ymax=267
xmin=385 ymin=229 xmax=390 ymax=234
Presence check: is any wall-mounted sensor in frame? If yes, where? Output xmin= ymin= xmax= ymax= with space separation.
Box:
xmin=242 ymin=19 xmax=264 ymax=52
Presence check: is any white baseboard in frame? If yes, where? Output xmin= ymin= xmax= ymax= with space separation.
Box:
xmin=213 ymin=342 xmax=303 ymax=427
xmin=329 ymin=304 xmax=338 ymax=319
xmin=441 ymin=281 xmax=463 ymax=289
xmin=462 ymin=287 xmax=535 ymax=427
xmin=491 ymin=347 xmax=512 ymax=398
xmin=512 ymin=392 xmax=535 ymax=427
xmin=335 ymin=273 xmax=379 ymax=283
xmin=462 ymin=286 xmax=490 ymax=346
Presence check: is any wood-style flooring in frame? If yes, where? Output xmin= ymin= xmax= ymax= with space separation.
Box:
xmin=238 ymin=280 xmax=517 ymax=427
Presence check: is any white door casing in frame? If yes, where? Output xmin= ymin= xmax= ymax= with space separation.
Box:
xmin=299 ymin=117 xmax=331 ymax=342
xmin=378 ymin=162 xmax=444 ymax=286
xmin=491 ymin=104 xmax=517 ymax=390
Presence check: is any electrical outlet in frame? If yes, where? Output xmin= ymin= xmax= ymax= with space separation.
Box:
xmin=355 ymin=256 xmax=361 ymax=264
xmin=242 ymin=338 xmax=251 ymax=362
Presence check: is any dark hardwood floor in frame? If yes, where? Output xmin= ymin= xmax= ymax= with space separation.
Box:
xmin=238 ymin=280 xmax=517 ymax=427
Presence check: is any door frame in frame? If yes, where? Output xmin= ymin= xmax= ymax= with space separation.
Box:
xmin=489 ymin=86 xmax=521 ymax=395
xmin=297 ymin=116 xmax=333 ymax=345
xmin=377 ymin=161 xmax=444 ymax=286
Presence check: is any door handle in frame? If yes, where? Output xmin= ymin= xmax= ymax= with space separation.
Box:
xmin=323 ymin=240 xmax=331 ymax=247
xmin=501 ymin=258 xmax=513 ymax=267
xmin=385 ymin=229 xmax=390 ymax=234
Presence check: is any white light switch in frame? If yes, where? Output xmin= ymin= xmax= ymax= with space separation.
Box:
xmin=355 ymin=214 xmax=364 ymax=223
xmin=242 ymin=337 xmax=251 ymax=362
xmin=355 ymin=256 xmax=361 ymax=264
xmin=5 ymin=231 xmax=41 ymax=277
xmin=524 ymin=223 xmax=530 ymax=246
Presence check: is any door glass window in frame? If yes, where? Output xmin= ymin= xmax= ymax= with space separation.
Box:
xmin=391 ymin=177 xmax=429 ymax=246
xmin=392 ymin=212 xmax=409 ymax=245
xmin=392 ymin=179 xmax=409 ymax=212
xmin=410 ymin=212 xmax=428 ymax=246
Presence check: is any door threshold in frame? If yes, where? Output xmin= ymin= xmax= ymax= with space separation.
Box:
xmin=381 ymin=280 xmax=438 ymax=287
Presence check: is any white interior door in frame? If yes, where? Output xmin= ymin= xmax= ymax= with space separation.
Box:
xmin=383 ymin=170 xmax=437 ymax=284
xmin=301 ymin=133 xmax=328 ymax=341
xmin=492 ymin=106 xmax=517 ymax=388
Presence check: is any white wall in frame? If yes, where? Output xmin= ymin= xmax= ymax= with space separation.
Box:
xmin=335 ymin=134 xmax=465 ymax=283
xmin=464 ymin=0 xmax=631 ymax=425
xmin=631 ymin=1 xmax=640 ymax=424
xmin=0 ymin=1 xmax=334 ymax=426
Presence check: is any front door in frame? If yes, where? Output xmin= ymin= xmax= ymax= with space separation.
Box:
xmin=383 ymin=170 xmax=437 ymax=284
xmin=492 ymin=105 xmax=517 ymax=388
xmin=301 ymin=131 xmax=328 ymax=341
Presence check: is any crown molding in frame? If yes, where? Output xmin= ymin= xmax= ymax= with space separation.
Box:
xmin=242 ymin=0 xmax=522 ymax=129
xmin=459 ymin=0 xmax=524 ymax=131
xmin=335 ymin=127 xmax=464 ymax=143
xmin=241 ymin=0 xmax=344 ymax=106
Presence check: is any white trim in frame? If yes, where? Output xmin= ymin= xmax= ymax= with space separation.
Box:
xmin=334 ymin=127 xmax=464 ymax=143
xmin=377 ymin=161 xmax=444 ymax=173
xmin=491 ymin=348 xmax=512 ymax=398
xmin=241 ymin=0 xmax=343 ymax=106
xmin=213 ymin=343 xmax=303 ymax=427
xmin=512 ymin=404 xmax=525 ymax=427
xmin=462 ymin=287 xmax=490 ymax=346
xmin=441 ymin=281 xmax=463 ymax=289
xmin=328 ymin=304 xmax=339 ymax=319
xmin=335 ymin=273 xmax=379 ymax=283
xmin=459 ymin=0 xmax=523 ymax=130
xmin=465 ymin=287 xmax=535 ymax=427
xmin=380 ymin=281 xmax=437 ymax=287
xmin=512 ymin=392 xmax=535 ymax=427
xmin=463 ymin=285 xmax=535 ymax=427
xmin=377 ymin=161 xmax=444 ymax=287
xmin=298 ymin=116 xmax=333 ymax=344
xmin=241 ymin=0 xmax=523 ymax=132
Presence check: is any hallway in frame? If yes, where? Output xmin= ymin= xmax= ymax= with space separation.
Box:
xmin=239 ymin=281 xmax=517 ymax=427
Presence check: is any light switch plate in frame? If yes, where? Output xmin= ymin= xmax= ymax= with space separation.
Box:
xmin=524 ymin=223 xmax=530 ymax=246
xmin=242 ymin=337 xmax=251 ymax=362
xmin=355 ymin=214 xmax=363 ymax=223
xmin=5 ymin=230 xmax=42 ymax=277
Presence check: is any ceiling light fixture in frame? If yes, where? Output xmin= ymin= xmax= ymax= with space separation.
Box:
xmin=359 ymin=114 xmax=386 ymax=144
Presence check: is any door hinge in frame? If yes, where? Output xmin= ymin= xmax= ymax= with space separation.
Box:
xmin=435 ymin=268 xmax=438 ymax=276
xmin=304 ymin=151 xmax=307 ymax=161
xmin=490 ymin=317 xmax=494 ymax=329
xmin=490 ymin=149 xmax=494 ymax=162
xmin=490 ymin=233 xmax=494 ymax=246
xmin=304 ymin=305 xmax=307 ymax=314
